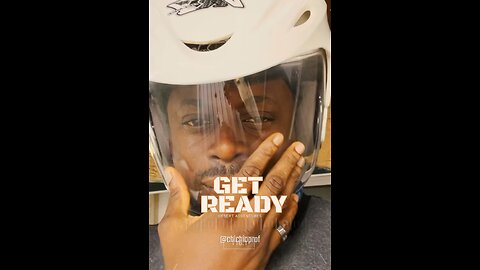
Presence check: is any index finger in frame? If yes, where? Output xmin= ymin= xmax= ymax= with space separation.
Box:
xmin=228 ymin=133 xmax=284 ymax=206
xmin=235 ymin=132 xmax=284 ymax=179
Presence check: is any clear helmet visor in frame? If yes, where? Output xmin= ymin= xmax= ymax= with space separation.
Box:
xmin=149 ymin=50 xmax=327 ymax=214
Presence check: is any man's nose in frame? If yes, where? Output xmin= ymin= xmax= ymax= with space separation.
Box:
xmin=208 ymin=125 xmax=247 ymax=163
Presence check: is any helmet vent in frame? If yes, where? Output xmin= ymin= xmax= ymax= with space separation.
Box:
xmin=183 ymin=35 xmax=232 ymax=52
xmin=294 ymin=10 xmax=311 ymax=27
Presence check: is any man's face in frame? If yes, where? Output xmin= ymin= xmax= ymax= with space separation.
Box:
xmin=166 ymin=77 xmax=294 ymax=202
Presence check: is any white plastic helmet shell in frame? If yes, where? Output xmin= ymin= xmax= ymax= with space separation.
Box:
xmin=150 ymin=0 xmax=331 ymax=140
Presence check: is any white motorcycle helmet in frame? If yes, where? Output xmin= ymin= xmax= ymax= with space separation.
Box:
xmin=149 ymin=0 xmax=331 ymax=214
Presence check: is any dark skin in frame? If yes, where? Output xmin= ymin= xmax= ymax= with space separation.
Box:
xmin=159 ymin=78 xmax=305 ymax=269
xmin=167 ymin=78 xmax=295 ymax=204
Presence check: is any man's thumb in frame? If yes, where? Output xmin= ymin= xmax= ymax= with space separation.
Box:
xmin=163 ymin=167 xmax=190 ymax=218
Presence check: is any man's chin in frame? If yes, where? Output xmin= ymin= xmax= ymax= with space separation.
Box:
xmin=189 ymin=189 xmax=200 ymax=201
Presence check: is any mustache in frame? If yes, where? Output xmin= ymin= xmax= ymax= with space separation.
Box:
xmin=196 ymin=163 xmax=242 ymax=179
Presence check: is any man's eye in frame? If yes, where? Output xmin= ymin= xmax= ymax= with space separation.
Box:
xmin=182 ymin=119 xmax=211 ymax=127
xmin=243 ymin=117 xmax=273 ymax=124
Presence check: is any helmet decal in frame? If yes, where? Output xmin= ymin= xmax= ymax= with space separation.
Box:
xmin=167 ymin=0 xmax=245 ymax=16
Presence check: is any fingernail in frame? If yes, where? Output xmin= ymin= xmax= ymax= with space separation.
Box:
xmin=297 ymin=157 xmax=305 ymax=167
xmin=295 ymin=143 xmax=305 ymax=154
xmin=292 ymin=194 xmax=299 ymax=203
xmin=273 ymin=133 xmax=284 ymax=146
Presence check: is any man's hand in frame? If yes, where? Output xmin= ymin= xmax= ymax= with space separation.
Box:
xmin=158 ymin=133 xmax=305 ymax=270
